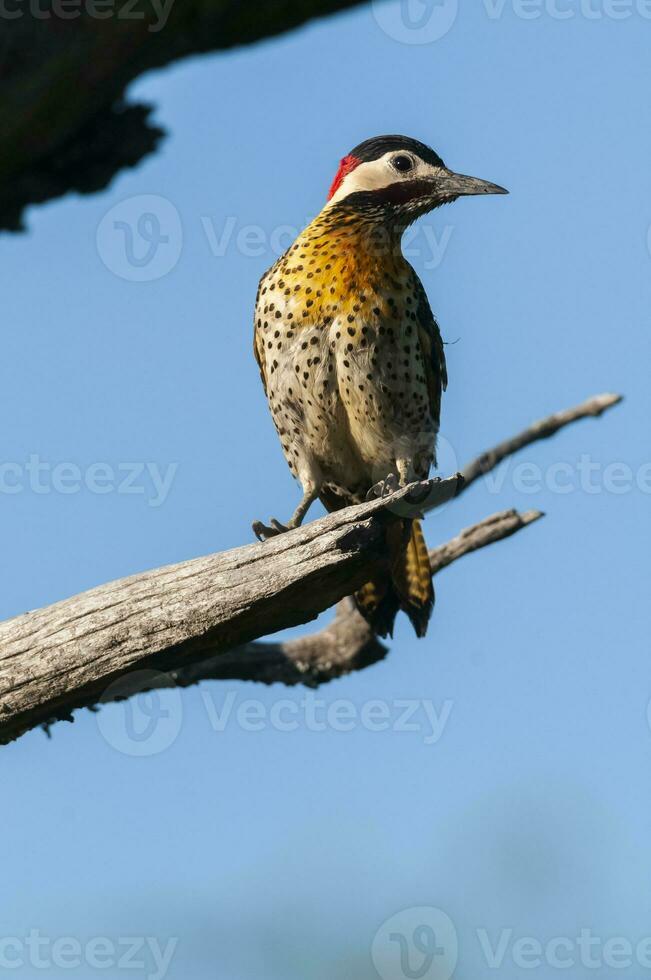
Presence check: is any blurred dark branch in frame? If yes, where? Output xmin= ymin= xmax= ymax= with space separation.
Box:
xmin=0 ymin=392 xmax=621 ymax=746
xmin=0 ymin=0 xmax=367 ymax=231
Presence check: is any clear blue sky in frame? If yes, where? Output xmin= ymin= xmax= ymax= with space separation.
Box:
xmin=2 ymin=3 xmax=650 ymax=978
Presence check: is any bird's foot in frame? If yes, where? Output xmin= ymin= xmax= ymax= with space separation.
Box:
xmin=366 ymin=473 xmax=401 ymax=501
xmin=252 ymin=518 xmax=290 ymax=542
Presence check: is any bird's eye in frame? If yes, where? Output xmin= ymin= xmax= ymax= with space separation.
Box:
xmin=392 ymin=154 xmax=414 ymax=173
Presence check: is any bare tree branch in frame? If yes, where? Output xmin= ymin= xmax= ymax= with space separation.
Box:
xmin=0 ymin=479 xmax=457 ymax=744
xmin=165 ymin=508 xmax=545 ymax=690
xmin=44 ymin=507 xmax=544 ymax=737
xmin=0 ymin=394 xmax=621 ymax=745
xmin=428 ymin=507 xmax=544 ymax=573
xmin=460 ymin=392 xmax=623 ymax=491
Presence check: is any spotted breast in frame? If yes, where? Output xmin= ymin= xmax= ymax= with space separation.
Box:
xmin=254 ymin=206 xmax=445 ymax=509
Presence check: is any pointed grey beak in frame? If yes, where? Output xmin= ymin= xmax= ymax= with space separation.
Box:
xmin=437 ymin=171 xmax=509 ymax=198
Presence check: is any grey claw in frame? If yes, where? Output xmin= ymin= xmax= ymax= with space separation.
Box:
xmin=252 ymin=520 xmax=268 ymax=542
xmin=252 ymin=518 xmax=290 ymax=542
xmin=380 ymin=474 xmax=400 ymax=499
xmin=367 ymin=477 xmax=396 ymax=501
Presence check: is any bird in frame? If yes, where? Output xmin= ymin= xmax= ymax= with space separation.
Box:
xmin=252 ymin=135 xmax=507 ymax=638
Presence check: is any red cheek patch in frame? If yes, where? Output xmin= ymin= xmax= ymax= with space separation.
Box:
xmin=327 ymin=154 xmax=361 ymax=201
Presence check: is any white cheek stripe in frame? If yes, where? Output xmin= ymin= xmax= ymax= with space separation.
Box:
xmin=326 ymin=152 xmax=445 ymax=208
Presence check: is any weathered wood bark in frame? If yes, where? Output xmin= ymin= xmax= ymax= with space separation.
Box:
xmin=0 ymin=0 xmax=366 ymax=231
xmin=0 ymin=478 xmax=459 ymax=744
xmin=165 ymin=508 xmax=546 ymax=688
xmin=0 ymin=393 xmax=621 ymax=746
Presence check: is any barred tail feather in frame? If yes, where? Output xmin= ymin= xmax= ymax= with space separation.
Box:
xmin=394 ymin=518 xmax=435 ymax=637
xmin=354 ymin=519 xmax=434 ymax=638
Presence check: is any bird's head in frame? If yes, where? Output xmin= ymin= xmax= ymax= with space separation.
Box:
xmin=326 ymin=135 xmax=508 ymax=224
